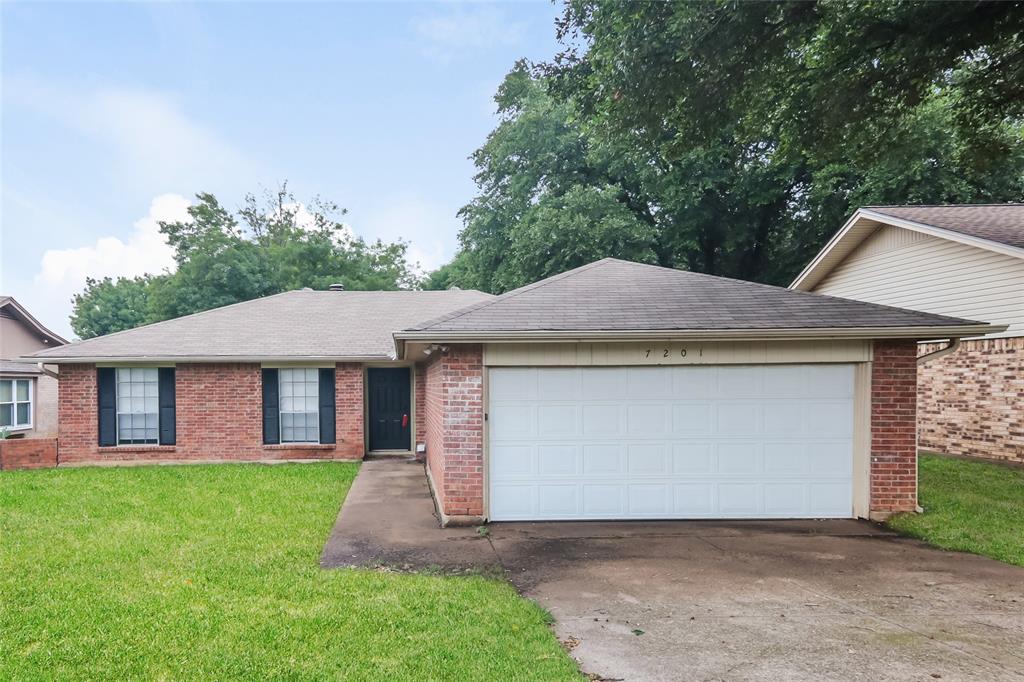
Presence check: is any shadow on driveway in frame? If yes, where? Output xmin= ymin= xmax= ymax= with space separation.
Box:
xmin=323 ymin=459 xmax=1024 ymax=681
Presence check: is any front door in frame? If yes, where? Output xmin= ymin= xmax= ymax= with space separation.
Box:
xmin=367 ymin=367 xmax=411 ymax=451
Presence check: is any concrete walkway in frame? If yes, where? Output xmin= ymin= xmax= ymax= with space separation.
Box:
xmin=322 ymin=459 xmax=1024 ymax=681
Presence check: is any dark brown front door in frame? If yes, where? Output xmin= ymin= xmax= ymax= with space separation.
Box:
xmin=367 ymin=367 xmax=411 ymax=451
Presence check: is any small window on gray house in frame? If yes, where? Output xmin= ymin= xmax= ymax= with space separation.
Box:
xmin=279 ymin=368 xmax=319 ymax=443
xmin=0 ymin=379 xmax=32 ymax=429
xmin=116 ymin=368 xmax=159 ymax=444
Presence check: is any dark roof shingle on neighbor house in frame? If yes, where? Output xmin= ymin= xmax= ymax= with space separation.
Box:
xmin=29 ymin=289 xmax=493 ymax=362
xmin=404 ymin=258 xmax=990 ymax=335
xmin=863 ymin=204 xmax=1024 ymax=250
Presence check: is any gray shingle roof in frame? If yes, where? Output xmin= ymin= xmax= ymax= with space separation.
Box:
xmin=30 ymin=289 xmax=493 ymax=362
xmin=865 ymin=205 xmax=1024 ymax=250
xmin=405 ymin=259 xmax=987 ymax=333
xmin=0 ymin=360 xmax=43 ymax=375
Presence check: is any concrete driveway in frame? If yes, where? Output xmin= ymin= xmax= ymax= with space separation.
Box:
xmin=323 ymin=460 xmax=1024 ymax=681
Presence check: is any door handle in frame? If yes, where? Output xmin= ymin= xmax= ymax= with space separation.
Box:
xmin=401 ymin=414 xmax=409 ymax=428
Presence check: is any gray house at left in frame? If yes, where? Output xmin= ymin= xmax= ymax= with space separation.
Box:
xmin=0 ymin=296 xmax=66 ymax=437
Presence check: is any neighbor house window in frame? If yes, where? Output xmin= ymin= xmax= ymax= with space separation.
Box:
xmin=116 ymin=368 xmax=159 ymax=444
xmin=279 ymin=368 xmax=319 ymax=443
xmin=0 ymin=379 xmax=32 ymax=429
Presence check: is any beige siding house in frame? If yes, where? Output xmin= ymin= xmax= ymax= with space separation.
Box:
xmin=792 ymin=205 xmax=1024 ymax=463
xmin=0 ymin=296 xmax=66 ymax=438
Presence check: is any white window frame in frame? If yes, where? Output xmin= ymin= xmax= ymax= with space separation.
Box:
xmin=0 ymin=378 xmax=33 ymax=431
xmin=279 ymin=368 xmax=320 ymax=444
xmin=115 ymin=367 xmax=160 ymax=445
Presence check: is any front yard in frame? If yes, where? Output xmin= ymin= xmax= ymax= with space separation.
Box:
xmin=888 ymin=453 xmax=1024 ymax=567
xmin=0 ymin=463 xmax=579 ymax=680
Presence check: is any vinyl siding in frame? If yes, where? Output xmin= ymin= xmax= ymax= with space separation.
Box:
xmin=813 ymin=225 xmax=1024 ymax=339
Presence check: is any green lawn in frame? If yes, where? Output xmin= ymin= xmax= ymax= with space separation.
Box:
xmin=0 ymin=463 xmax=580 ymax=680
xmin=887 ymin=454 xmax=1024 ymax=567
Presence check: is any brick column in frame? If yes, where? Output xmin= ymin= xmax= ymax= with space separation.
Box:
xmin=422 ymin=345 xmax=484 ymax=524
xmin=870 ymin=340 xmax=919 ymax=518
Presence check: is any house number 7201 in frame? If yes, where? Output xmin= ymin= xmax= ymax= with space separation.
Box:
xmin=644 ymin=347 xmax=703 ymax=359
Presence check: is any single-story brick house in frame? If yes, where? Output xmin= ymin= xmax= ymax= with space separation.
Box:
xmin=28 ymin=259 xmax=1002 ymax=524
xmin=791 ymin=205 xmax=1024 ymax=464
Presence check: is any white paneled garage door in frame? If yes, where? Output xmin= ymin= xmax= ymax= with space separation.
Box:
xmin=487 ymin=365 xmax=855 ymax=521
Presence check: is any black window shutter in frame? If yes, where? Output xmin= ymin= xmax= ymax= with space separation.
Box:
xmin=158 ymin=367 xmax=176 ymax=445
xmin=262 ymin=368 xmax=280 ymax=445
xmin=97 ymin=367 xmax=116 ymax=446
xmin=318 ymin=367 xmax=336 ymax=444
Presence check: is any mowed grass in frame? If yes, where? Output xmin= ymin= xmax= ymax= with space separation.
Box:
xmin=887 ymin=454 xmax=1024 ymax=567
xmin=0 ymin=463 xmax=580 ymax=680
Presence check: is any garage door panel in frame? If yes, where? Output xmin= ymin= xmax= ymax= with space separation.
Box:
xmin=581 ymin=368 xmax=624 ymax=399
xmin=672 ymin=404 xmax=713 ymax=434
xmin=807 ymin=365 xmax=855 ymax=397
xmin=490 ymin=444 xmax=535 ymax=477
xmin=582 ymin=443 xmax=624 ymax=475
xmin=627 ymin=367 xmax=674 ymax=399
xmin=583 ymin=484 xmax=625 ymax=516
xmin=716 ymin=403 xmax=762 ymax=436
xmin=672 ymin=366 xmax=715 ymax=398
xmin=627 ymin=404 xmax=670 ymax=435
xmin=626 ymin=443 xmax=668 ymax=475
xmin=672 ymin=442 xmax=713 ymax=473
xmin=488 ymin=366 xmax=854 ymax=521
xmin=538 ymin=404 xmax=578 ymax=437
xmin=628 ymin=483 xmax=670 ymax=516
xmin=582 ymin=404 xmax=621 ymax=435
xmin=538 ymin=484 xmax=578 ymax=516
xmin=537 ymin=444 xmax=579 ymax=476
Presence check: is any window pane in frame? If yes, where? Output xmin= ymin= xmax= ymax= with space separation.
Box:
xmin=305 ymin=368 xmax=317 ymax=382
xmin=15 ymin=381 xmax=29 ymax=401
xmin=305 ymin=396 xmax=318 ymax=412
xmin=16 ymin=403 xmax=29 ymax=425
xmin=143 ymin=368 xmax=158 ymax=381
xmin=145 ymin=428 xmax=158 ymax=441
xmin=131 ymin=368 xmax=144 ymax=382
xmin=144 ymin=381 xmax=158 ymax=397
xmin=282 ymin=427 xmax=294 ymax=442
xmin=117 ymin=368 xmax=131 ymax=382
xmin=118 ymin=382 xmax=130 ymax=397
xmin=146 ymin=397 xmax=158 ymax=413
xmin=0 ymin=381 xmax=11 ymax=403
xmin=281 ymin=381 xmax=292 ymax=397
xmin=146 ymin=413 xmax=158 ymax=429
xmin=0 ymin=404 xmax=11 ymax=427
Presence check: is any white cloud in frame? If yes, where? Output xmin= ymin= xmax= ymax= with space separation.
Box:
xmin=6 ymin=77 xmax=259 ymax=195
xmin=413 ymin=6 xmax=524 ymax=61
xmin=33 ymin=194 xmax=190 ymax=333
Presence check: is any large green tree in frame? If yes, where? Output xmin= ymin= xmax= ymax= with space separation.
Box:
xmin=71 ymin=186 xmax=418 ymax=339
xmin=431 ymin=1 xmax=1024 ymax=292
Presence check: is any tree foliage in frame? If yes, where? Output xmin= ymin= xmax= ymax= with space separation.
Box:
xmin=71 ymin=186 xmax=418 ymax=339
xmin=435 ymin=1 xmax=1024 ymax=292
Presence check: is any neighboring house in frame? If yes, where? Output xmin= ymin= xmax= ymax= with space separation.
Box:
xmin=27 ymin=259 xmax=1000 ymax=524
xmin=791 ymin=205 xmax=1024 ymax=464
xmin=0 ymin=296 xmax=66 ymax=438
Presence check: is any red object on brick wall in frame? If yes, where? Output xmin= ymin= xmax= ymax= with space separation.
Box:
xmin=918 ymin=337 xmax=1024 ymax=464
xmin=422 ymin=345 xmax=484 ymax=520
xmin=870 ymin=340 xmax=919 ymax=515
xmin=58 ymin=363 xmax=365 ymax=465
xmin=0 ymin=437 xmax=58 ymax=470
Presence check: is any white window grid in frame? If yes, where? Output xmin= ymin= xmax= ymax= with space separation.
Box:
xmin=0 ymin=378 xmax=32 ymax=429
xmin=116 ymin=368 xmax=159 ymax=445
xmin=280 ymin=368 xmax=319 ymax=443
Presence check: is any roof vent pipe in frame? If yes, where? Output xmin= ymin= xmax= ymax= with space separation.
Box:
xmin=329 ymin=283 xmax=345 ymax=291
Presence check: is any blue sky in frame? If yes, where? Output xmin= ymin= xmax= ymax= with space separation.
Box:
xmin=1 ymin=1 xmax=562 ymax=338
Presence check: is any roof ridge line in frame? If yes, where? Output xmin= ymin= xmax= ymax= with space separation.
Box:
xmin=409 ymin=259 xmax=614 ymax=330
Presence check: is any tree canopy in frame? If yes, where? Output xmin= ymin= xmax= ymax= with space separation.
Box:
xmin=429 ymin=0 xmax=1024 ymax=292
xmin=71 ymin=186 xmax=418 ymax=339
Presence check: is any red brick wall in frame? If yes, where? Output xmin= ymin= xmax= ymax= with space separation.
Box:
xmin=0 ymin=437 xmax=58 ymax=470
xmin=870 ymin=340 xmax=919 ymax=516
xmin=57 ymin=363 xmax=364 ymax=465
xmin=422 ymin=345 xmax=484 ymax=520
xmin=917 ymin=337 xmax=1023 ymax=463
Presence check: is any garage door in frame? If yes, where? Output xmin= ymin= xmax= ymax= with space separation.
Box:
xmin=487 ymin=365 xmax=855 ymax=521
